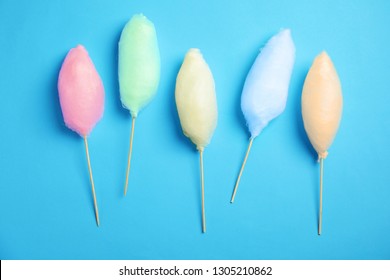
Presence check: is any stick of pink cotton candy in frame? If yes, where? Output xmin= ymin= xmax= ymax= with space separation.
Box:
xmin=58 ymin=45 xmax=104 ymax=227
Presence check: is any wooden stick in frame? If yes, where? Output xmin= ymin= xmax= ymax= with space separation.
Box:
xmin=124 ymin=116 xmax=136 ymax=196
xmin=200 ymin=149 xmax=206 ymax=233
xmin=83 ymin=136 xmax=100 ymax=227
xmin=231 ymin=138 xmax=254 ymax=203
xmin=318 ymin=157 xmax=324 ymax=235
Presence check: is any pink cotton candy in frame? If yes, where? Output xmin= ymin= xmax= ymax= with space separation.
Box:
xmin=58 ymin=45 xmax=104 ymax=137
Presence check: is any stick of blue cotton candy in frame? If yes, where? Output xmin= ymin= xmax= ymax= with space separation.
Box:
xmin=230 ymin=29 xmax=295 ymax=203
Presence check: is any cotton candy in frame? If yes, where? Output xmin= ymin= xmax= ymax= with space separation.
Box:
xmin=119 ymin=14 xmax=161 ymax=196
xmin=57 ymin=44 xmax=104 ymax=227
xmin=301 ymin=51 xmax=342 ymax=235
xmin=118 ymin=14 xmax=160 ymax=117
xmin=231 ymin=29 xmax=295 ymax=203
xmin=302 ymin=51 xmax=343 ymax=159
xmin=175 ymin=48 xmax=218 ymax=150
xmin=58 ymin=45 xmax=104 ymax=136
xmin=175 ymin=48 xmax=217 ymax=233
xmin=241 ymin=29 xmax=295 ymax=138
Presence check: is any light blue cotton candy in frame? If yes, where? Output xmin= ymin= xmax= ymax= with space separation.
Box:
xmin=241 ymin=29 xmax=295 ymax=138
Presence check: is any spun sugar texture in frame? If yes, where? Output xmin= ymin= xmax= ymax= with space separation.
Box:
xmin=302 ymin=51 xmax=343 ymax=159
xmin=175 ymin=49 xmax=218 ymax=150
xmin=241 ymin=29 xmax=295 ymax=138
xmin=118 ymin=14 xmax=160 ymax=118
xmin=58 ymin=45 xmax=104 ymax=137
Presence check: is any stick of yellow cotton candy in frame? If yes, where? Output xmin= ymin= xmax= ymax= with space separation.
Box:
xmin=118 ymin=14 xmax=160 ymax=196
xmin=175 ymin=49 xmax=218 ymax=233
xmin=302 ymin=51 xmax=343 ymax=235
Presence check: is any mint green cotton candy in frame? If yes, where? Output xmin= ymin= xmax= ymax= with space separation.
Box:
xmin=118 ymin=14 xmax=160 ymax=117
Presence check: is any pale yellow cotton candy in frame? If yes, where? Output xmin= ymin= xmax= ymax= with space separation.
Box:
xmin=302 ymin=52 xmax=343 ymax=159
xmin=175 ymin=49 xmax=217 ymax=151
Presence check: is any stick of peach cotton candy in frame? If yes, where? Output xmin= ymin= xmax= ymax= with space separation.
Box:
xmin=58 ymin=45 xmax=105 ymax=226
xmin=302 ymin=52 xmax=343 ymax=235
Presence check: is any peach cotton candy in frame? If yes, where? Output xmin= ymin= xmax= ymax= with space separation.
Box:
xmin=302 ymin=51 xmax=342 ymax=159
xmin=58 ymin=45 xmax=104 ymax=137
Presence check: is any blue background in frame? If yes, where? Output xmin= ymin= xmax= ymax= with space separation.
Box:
xmin=0 ymin=0 xmax=389 ymax=260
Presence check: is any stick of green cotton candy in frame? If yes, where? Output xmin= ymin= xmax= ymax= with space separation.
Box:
xmin=118 ymin=14 xmax=160 ymax=196
xmin=175 ymin=49 xmax=218 ymax=233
